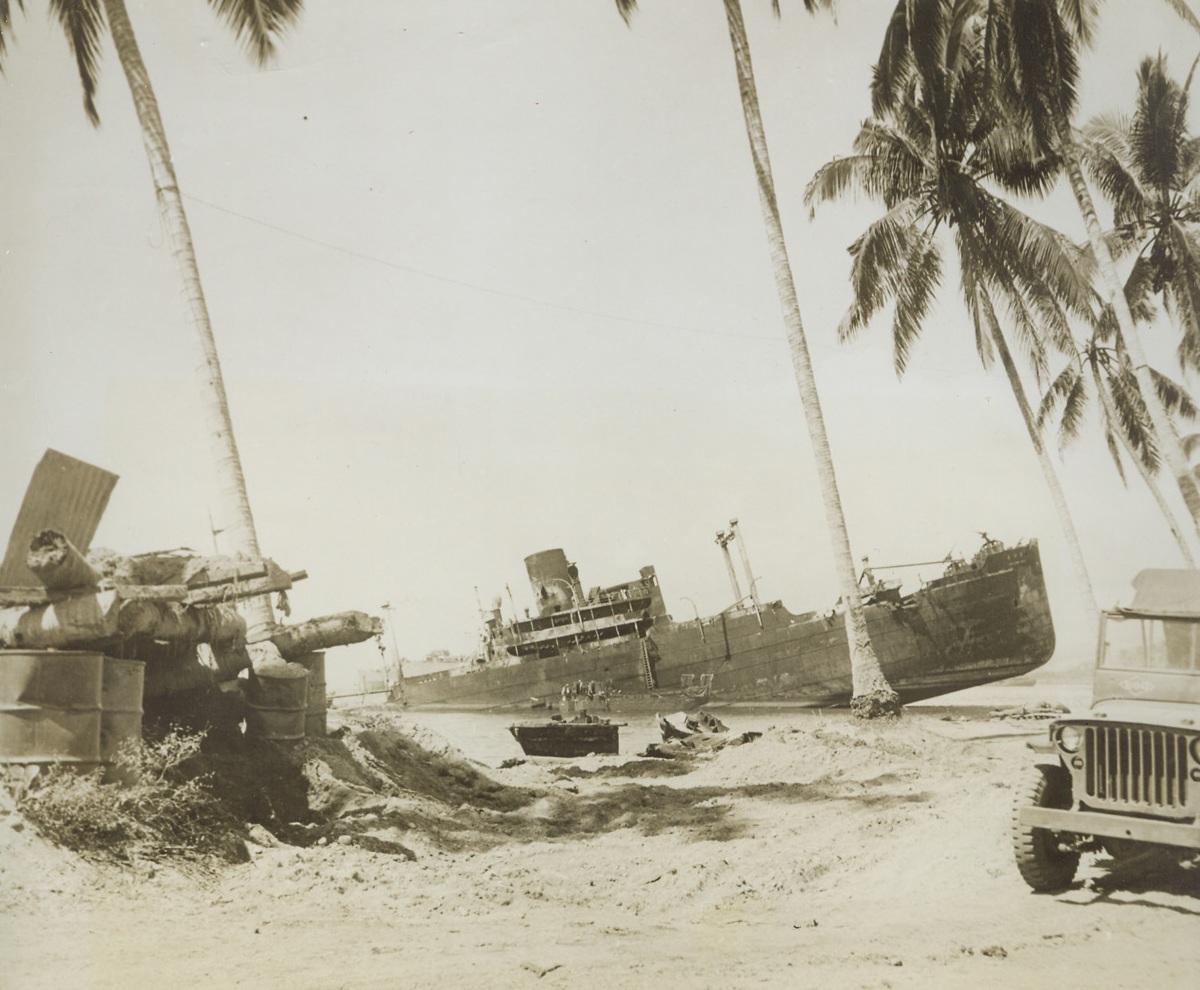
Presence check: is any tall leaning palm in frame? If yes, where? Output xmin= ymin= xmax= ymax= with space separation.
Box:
xmin=976 ymin=0 xmax=1200 ymax=538
xmin=1 ymin=0 xmax=303 ymax=642
xmin=616 ymin=0 xmax=899 ymax=717
xmin=807 ymin=0 xmax=1101 ymax=623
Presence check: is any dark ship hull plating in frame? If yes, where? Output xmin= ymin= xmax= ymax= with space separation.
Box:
xmin=401 ymin=541 xmax=1055 ymax=711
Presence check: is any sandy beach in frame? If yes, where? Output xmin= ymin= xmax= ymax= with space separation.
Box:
xmin=3 ymin=683 xmax=1197 ymax=990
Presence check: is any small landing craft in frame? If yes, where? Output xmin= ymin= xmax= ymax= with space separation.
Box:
xmin=508 ymin=714 xmax=620 ymax=758
xmin=400 ymin=525 xmax=1055 ymax=712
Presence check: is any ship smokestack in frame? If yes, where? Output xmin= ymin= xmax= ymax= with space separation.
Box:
xmin=524 ymin=549 xmax=584 ymax=616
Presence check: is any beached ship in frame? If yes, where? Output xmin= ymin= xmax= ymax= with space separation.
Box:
xmin=400 ymin=528 xmax=1055 ymax=712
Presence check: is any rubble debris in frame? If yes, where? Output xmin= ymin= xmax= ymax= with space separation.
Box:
xmin=988 ymin=702 xmax=1069 ymax=721
xmin=0 ymin=452 xmax=382 ymax=717
xmin=643 ymin=710 xmax=760 ymax=758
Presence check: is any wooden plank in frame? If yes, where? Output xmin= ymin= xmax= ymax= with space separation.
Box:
xmin=183 ymin=559 xmax=270 ymax=588
xmin=0 ymin=450 xmax=118 ymax=588
xmin=184 ymin=570 xmax=296 ymax=606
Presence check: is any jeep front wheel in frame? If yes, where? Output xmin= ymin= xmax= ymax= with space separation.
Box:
xmin=1012 ymin=763 xmax=1080 ymax=891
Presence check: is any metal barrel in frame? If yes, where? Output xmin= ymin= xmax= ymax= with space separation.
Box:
xmin=293 ymin=651 xmax=327 ymax=738
xmin=243 ymin=662 xmax=309 ymax=742
xmin=0 ymin=650 xmax=105 ymax=769
xmin=100 ymin=658 xmax=145 ymax=781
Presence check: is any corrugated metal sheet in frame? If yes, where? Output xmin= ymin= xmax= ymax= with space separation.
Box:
xmin=0 ymin=450 xmax=119 ymax=589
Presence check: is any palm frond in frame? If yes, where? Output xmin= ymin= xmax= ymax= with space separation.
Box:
xmin=1159 ymin=0 xmax=1200 ymax=35
xmin=1132 ymin=54 xmax=1185 ymax=197
xmin=806 ymin=118 xmax=928 ymax=217
xmin=49 ymin=0 xmax=105 ymax=126
xmin=891 ymin=229 xmax=943 ymax=376
xmin=1101 ymin=419 xmax=1130 ymax=483
xmin=1079 ymin=112 xmax=1149 ymax=227
xmin=1123 ymin=259 xmax=1159 ymax=323
xmin=956 ymin=218 xmax=1053 ymax=381
xmin=0 ymin=1 xmax=23 ymax=68
xmin=1036 ymin=362 xmax=1080 ymax=432
xmin=839 ymin=199 xmax=921 ymax=340
xmin=614 ymin=0 xmax=637 ymax=24
xmin=206 ymin=0 xmax=304 ymax=66
xmin=982 ymin=125 xmax=1061 ymax=198
xmin=1056 ymin=366 xmax=1089 ymax=449
xmin=1105 ymin=362 xmax=1162 ymax=473
xmin=1151 ymin=366 xmax=1199 ymax=420
xmin=957 ymin=238 xmax=997 ymax=367
xmin=1182 ymin=136 xmax=1200 ymax=197
xmin=990 ymin=0 xmax=1078 ymax=152
xmin=804 ymin=153 xmax=875 ymax=218
xmin=1057 ymin=0 xmax=1101 ymax=47
xmin=1163 ymin=221 xmax=1200 ymax=371
xmin=871 ymin=1 xmax=914 ymax=117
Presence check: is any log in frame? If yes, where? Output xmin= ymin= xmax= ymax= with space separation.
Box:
xmin=271 ymin=610 xmax=383 ymax=659
xmin=118 ymin=600 xmax=246 ymax=645
xmin=26 ymin=530 xmax=101 ymax=591
xmin=0 ymin=592 xmax=247 ymax=651
xmin=0 ymin=590 xmax=121 ymax=649
xmin=86 ymin=548 xmax=300 ymax=594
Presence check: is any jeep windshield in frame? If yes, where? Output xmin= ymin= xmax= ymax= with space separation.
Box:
xmin=1094 ymin=610 xmax=1200 ymax=708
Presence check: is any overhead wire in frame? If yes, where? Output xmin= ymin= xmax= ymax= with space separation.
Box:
xmin=183 ymin=192 xmax=784 ymax=343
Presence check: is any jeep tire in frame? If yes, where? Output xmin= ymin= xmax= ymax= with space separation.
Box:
xmin=1012 ymin=763 xmax=1080 ymax=891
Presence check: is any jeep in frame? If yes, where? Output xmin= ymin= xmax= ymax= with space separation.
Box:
xmin=1012 ymin=568 xmax=1200 ymax=891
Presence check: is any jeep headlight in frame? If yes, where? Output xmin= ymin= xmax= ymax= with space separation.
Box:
xmin=1056 ymin=724 xmax=1083 ymax=754
xmin=1191 ymin=736 xmax=1200 ymax=762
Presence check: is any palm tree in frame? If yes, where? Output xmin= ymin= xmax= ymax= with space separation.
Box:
xmin=975 ymin=0 xmax=1200 ymax=538
xmin=807 ymin=0 xmax=1101 ymax=623
xmin=1 ymin=0 xmax=304 ymax=642
xmin=1039 ymin=320 xmax=1199 ymax=565
xmin=615 ymin=0 xmax=899 ymax=717
xmin=1079 ymin=54 xmax=1200 ymax=373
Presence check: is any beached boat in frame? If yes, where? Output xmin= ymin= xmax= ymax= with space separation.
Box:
xmin=400 ymin=532 xmax=1055 ymax=712
xmin=508 ymin=714 xmax=620 ymax=757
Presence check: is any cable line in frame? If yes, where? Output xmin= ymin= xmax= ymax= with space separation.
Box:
xmin=183 ymin=193 xmax=781 ymax=343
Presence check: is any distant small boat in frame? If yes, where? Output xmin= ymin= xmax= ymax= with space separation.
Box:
xmin=508 ymin=714 xmax=619 ymax=757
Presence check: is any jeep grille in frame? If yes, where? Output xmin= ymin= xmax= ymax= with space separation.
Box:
xmin=1083 ymin=726 xmax=1189 ymax=810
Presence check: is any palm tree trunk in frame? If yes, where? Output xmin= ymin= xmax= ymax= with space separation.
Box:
xmin=101 ymin=0 xmax=275 ymax=643
xmin=1050 ymin=111 xmax=1200 ymax=540
xmin=979 ymin=293 xmax=1099 ymax=627
xmin=723 ymin=0 xmax=898 ymax=717
xmin=1092 ymin=368 xmax=1198 ymax=566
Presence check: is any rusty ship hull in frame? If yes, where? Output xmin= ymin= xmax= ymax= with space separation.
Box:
xmin=400 ymin=541 xmax=1055 ymax=712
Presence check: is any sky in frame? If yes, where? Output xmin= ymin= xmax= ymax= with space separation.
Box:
xmin=2 ymin=1 xmax=1199 ymax=693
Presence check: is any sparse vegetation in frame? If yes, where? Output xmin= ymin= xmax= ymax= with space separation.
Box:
xmin=15 ymin=728 xmax=246 ymax=865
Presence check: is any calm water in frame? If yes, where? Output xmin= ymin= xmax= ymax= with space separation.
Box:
xmin=374 ymin=680 xmax=1092 ymax=766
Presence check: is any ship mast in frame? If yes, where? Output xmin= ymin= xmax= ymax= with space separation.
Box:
xmin=715 ymin=527 xmax=744 ymax=605
xmin=380 ymin=602 xmax=405 ymax=705
xmin=728 ymin=518 xmax=760 ymax=611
